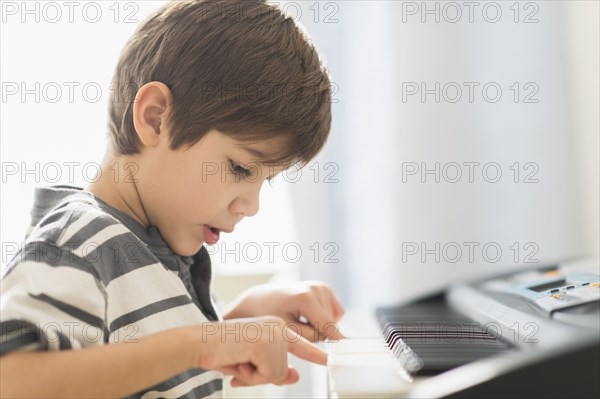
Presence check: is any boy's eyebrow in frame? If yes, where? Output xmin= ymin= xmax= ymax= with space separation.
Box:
xmin=241 ymin=145 xmax=268 ymax=160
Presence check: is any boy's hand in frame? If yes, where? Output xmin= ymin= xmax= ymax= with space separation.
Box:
xmin=222 ymin=281 xmax=345 ymax=341
xmin=195 ymin=317 xmax=327 ymax=387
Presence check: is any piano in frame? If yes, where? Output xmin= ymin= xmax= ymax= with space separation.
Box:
xmin=325 ymin=257 xmax=600 ymax=398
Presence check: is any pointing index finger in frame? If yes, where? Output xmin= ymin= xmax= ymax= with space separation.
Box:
xmin=286 ymin=331 xmax=328 ymax=365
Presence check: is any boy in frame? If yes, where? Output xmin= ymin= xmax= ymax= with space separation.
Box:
xmin=0 ymin=0 xmax=344 ymax=397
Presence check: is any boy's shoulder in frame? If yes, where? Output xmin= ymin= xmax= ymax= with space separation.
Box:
xmin=27 ymin=188 xmax=128 ymax=248
xmin=10 ymin=186 xmax=157 ymax=285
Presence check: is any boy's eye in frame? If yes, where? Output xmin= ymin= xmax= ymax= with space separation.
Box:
xmin=229 ymin=160 xmax=252 ymax=177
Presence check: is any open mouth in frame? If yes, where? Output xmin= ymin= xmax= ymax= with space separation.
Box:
xmin=203 ymin=225 xmax=221 ymax=245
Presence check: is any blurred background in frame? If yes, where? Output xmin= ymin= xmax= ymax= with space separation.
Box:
xmin=287 ymin=0 xmax=599 ymax=310
xmin=1 ymin=0 xmax=598 ymax=396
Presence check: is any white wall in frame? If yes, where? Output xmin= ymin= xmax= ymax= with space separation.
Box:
xmin=565 ymin=2 xmax=600 ymax=257
xmin=1 ymin=1 xmax=168 ymax=269
xmin=390 ymin=1 xmax=588 ymax=302
xmin=290 ymin=1 xmax=599 ymax=310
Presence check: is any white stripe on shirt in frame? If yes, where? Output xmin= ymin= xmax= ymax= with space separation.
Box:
xmin=105 ymin=263 xmax=192 ymax=321
xmin=56 ymin=205 xmax=105 ymax=246
xmin=72 ymin=223 xmax=132 ymax=257
xmin=1 ymin=291 xmax=104 ymax=348
xmin=1 ymin=261 xmax=104 ymax=317
xmin=109 ymin=302 xmax=205 ymax=342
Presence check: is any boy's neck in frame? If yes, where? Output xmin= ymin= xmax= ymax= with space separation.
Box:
xmin=87 ymin=150 xmax=151 ymax=229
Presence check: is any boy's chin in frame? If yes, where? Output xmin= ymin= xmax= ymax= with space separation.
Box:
xmin=168 ymin=238 xmax=204 ymax=257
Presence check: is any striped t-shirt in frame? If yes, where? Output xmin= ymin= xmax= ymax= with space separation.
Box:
xmin=1 ymin=185 xmax=224 ymax=398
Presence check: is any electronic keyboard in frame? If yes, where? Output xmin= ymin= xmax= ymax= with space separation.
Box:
xmin=325 ymin=257 xmax=600 ymax=398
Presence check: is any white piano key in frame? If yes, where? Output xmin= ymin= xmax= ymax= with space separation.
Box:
xmin=326 ymin=339 xmax=414 ymax=398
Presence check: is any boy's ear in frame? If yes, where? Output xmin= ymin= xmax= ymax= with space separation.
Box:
xmin=132 ymin=81 xmax=173 ymax=147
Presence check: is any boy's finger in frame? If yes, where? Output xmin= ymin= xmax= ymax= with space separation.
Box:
xmin=237 ymin=363 xmax=256 ymax=379
xmin=321 ymin=322 xmax=344 ymax=341
xmin=274 ymin=366 xmax=300 ymax=386
xmin=220 ymin=363 xmax=255 ymax=381
xmin=230 ymin=366 xmax=299 ymax=387
xmin=287 ymin=333 xmax=328 ymax=365
xmin=329 ymin=291 xmax=345 ymax=321
xmin=287 ymin=321 xmax=321 ymax=342
xmin=292 ymin=316 xmax=344 ymax=341
xmin=301 ymin=303 xmax=343 ymax=340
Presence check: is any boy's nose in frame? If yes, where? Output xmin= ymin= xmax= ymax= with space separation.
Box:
xmin=230 ymin=190 xmax=260 ymax=217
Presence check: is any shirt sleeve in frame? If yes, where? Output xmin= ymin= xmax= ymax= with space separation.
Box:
xmin=1 ymin=241 xmax=107 ymax=355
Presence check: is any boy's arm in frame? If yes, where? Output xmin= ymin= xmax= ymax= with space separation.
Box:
xmin=1 ymin=318 xmax=327 ymax=398
xmin=1 ymin=325 xmax=199 ymax=398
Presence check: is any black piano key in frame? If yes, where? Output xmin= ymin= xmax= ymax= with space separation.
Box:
xmin=376 ymin=302 xmax=514 ymax=374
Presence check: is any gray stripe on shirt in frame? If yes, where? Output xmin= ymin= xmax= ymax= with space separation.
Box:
xmin=0 ymin=320 xmax=50 ymax=354
xmin=83 ymin=234 xmax=161 ymax=285
xmin=110 ymin=294 xmax=192 ymax=332
xmin=61 ymin=216 xmax=121 ymax=250
xmin=185 ymin=378 xmax=223 ymax=398
xmin=5 ymin=242 xmax=99 ymax=279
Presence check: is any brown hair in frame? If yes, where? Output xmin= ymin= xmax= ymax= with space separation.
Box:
xmin=108 ymin=0 xmax=332 ymax=168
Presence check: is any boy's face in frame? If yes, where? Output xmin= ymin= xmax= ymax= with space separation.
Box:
xmin=134 ymin=128 xmax=285 ymax=257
